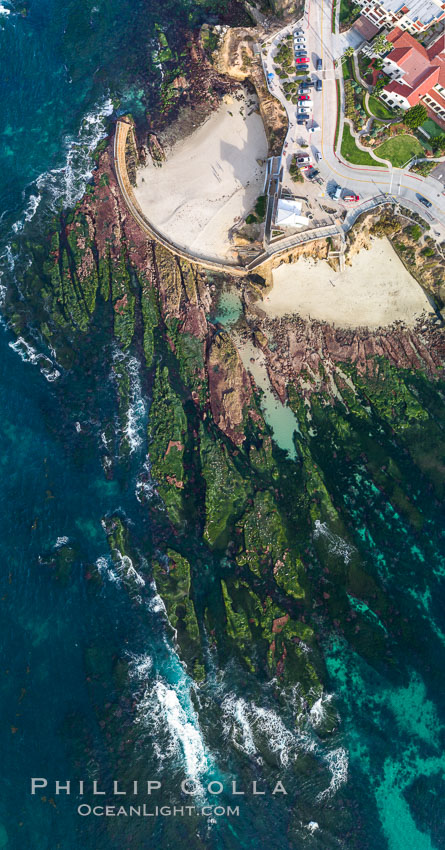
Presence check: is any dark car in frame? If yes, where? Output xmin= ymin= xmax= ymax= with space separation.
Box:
xmin=316 ymin=58 xmax=322 ymax=71
xmin=307 ymin=169 xmax=320 ymax=180
xmin=417 ymin=194 xmax=432 ymax=208
xmin=315 ymin=79 xmax=322 ymax=91
xmin=297 ymin=118 xmax=307 ymax=124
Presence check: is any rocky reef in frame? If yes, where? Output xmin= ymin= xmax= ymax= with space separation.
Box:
xmin=3 ymin=1 xmax=445 ymax=730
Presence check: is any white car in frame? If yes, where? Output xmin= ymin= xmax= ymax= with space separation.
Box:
xmin=315 ymin=150 xmax=322 ymax=161
xmin=308 ymin=125 xmax=320 ymax=133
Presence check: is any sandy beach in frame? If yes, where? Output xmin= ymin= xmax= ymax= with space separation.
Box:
xmin=261 ymin=239 xmax=431 ymax=329
xmin=133 ymin=88 xmax=268 ymax=263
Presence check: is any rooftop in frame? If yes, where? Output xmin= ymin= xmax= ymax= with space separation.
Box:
xmin=377 ymin=0 xmax=445 ymax=27
xmin=384 ymin=27 xmax=444 ymax=104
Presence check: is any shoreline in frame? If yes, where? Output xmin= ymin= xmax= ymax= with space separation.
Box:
xmin=256 ymin=238 xmax=433 ymax=330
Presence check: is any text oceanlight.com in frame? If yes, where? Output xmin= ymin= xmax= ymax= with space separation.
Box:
xmin=77 ymin=804 xmax=240 ymax=818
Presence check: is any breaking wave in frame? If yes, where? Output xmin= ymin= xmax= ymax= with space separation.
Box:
xmin=222 ymin=691 xmax=347 ymax=799
xmin=313 ymin=520 xmax=356 ymax=564
xmin=13 ymin=98 xmax=114 ymax=233
xmin=317 ymin=747 xmax=349 ymax=800
xmin=112 ymin=349 xmax=147 ymax=455
xmin=136 ymin=679 xmax=210 ymax=784
xmin=0 ymin=98 xmax=114 ymax=285
xmin=8 ymin=337 xmax=61 ymax=382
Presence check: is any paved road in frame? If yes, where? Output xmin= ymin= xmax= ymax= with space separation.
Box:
xmin=262 ymin=3 xmax=445 ymax=239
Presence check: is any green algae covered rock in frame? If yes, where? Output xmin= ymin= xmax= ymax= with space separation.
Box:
xmin=149 ymin=365 xmax=187 ymax=526
xmin=141 ymin=281 xmax=159 ymax=369
xmin=153 ymin=550 xmax=205 ymax=682
xmin=236 ymin=490 xmax=304 ymax=599
xmin=199 ymin=423 xmax=250 ymax=548
xmin=221 ymin=578 xmax=319 ymax=688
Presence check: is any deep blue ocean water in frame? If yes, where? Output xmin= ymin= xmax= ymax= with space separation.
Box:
xmin=1 ymin=1 xmax=445 ymax=849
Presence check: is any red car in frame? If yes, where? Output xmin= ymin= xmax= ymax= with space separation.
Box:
xmin=343 ymin=193 xmax=359 ymax=202
xmin=299 ymin=94 xmax=310 ymax=100
xmin=295 ymin=57 xmax=308 ymax=64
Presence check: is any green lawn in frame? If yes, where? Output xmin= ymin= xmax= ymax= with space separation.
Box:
xmin=420 ymin=118 xmax=444 ymax=139
xmin=375 ymin=134 xmax=424 ymax=167
xmin=367 ymin=95 xmax=394 ymax=120
xmin=342 ymin=58 xmax=351 ymax=80
xmin=341 ymin=124 xmax=376 ymax=166
xmin=335 ymin=80 xmax=341 ymax=149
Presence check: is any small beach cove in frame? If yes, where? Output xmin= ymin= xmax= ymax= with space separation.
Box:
xmin=259 ymin=238 xmax=432 ymax=329
xmin=133 ymin=86 xmax=268 ymax=263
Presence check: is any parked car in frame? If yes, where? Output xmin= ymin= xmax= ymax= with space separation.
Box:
xmin=315 ymin=150 xmax=322 ymax=161
xmin=330 ymin=184 xmax=342 ymax=200
xmin=315 ymin=79 xmax=322 ymax=91
xmin=294 ymin=37 xmax=305 ymax=44
xmin=308 ymin=125 xmax=320 ymax=133
xmin=295 ymin=51 xmax=308 ymax=58
xmin=307 ymin=169 xmax=320 ymax=180
xmin=417 ymin=194 xmax=432 ymax=208
xmin=296 ymin=154 xmax=311 ymax=164
xmin=294 ymin=28 xmax=304 ymax=35
xmin=316 ymin=58 xmax=322 ymax=71
xmin=295 ymin=57 xmax=309 ymax=64
xmin=297 ymin=118 xmax=307 ymax=125
xmin=343 ymin=192 xmax=359 ymax=202
xmin=299 ymin=94 xmax=311 ymax=101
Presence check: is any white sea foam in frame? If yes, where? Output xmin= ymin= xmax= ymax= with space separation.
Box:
xmin=136 ymin=455 xmax=156 ymax=503
xmin=221 ymin=695 xmax=257 ymax=757
xmin=313 ymin=520 xmax=355 ymax=564
xmin=0 ymin=4 xmax=11 ymax=14
xmin=309 ymin=691 xmax=333 ymax=729
xmin=222 ymin=694 xmax=308 ymax=766
xmin=54 ymin=536 xmax=69 ymax=549
xmin=136 ymin=678 xmax=209 ymax=786
xmin=112 ymin=349 xmax=147 ymax=454
xmin=113 ymin=550 xmax=145 ymax=588
xmin=2 ymin=98 xmax=114 ymax=276
xmin=127 ymin=652 xmax=153 ymax=680
xmin=95 ymin=555 xmax=121 ymax=585
xmin=8 ymin=336 xmax=61 ymax=381
xmin=12 ymin=193 xmax=42 ymax=233
xmin=34 ymin=98 xmax=114 ymax=213
xmin=305 ymin=821 xmax=320 ymax=833
xmin=317 ymin=747 xmax=349 ymax=800
xmin=125 ymin=356 xmax=147 ymax=453
xmin=147 ymin=580 xmax=168 ymax=616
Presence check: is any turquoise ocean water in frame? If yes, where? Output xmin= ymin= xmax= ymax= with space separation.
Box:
xmin=1 ymin=1 xmax=445 ymax=848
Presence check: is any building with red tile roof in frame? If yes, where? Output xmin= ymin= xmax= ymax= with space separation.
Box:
xmin=379 ymin=28 xmax=445 ymax=125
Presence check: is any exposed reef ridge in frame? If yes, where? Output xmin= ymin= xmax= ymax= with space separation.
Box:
xmin=2 ymin=6 xmax=445 ymax=707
